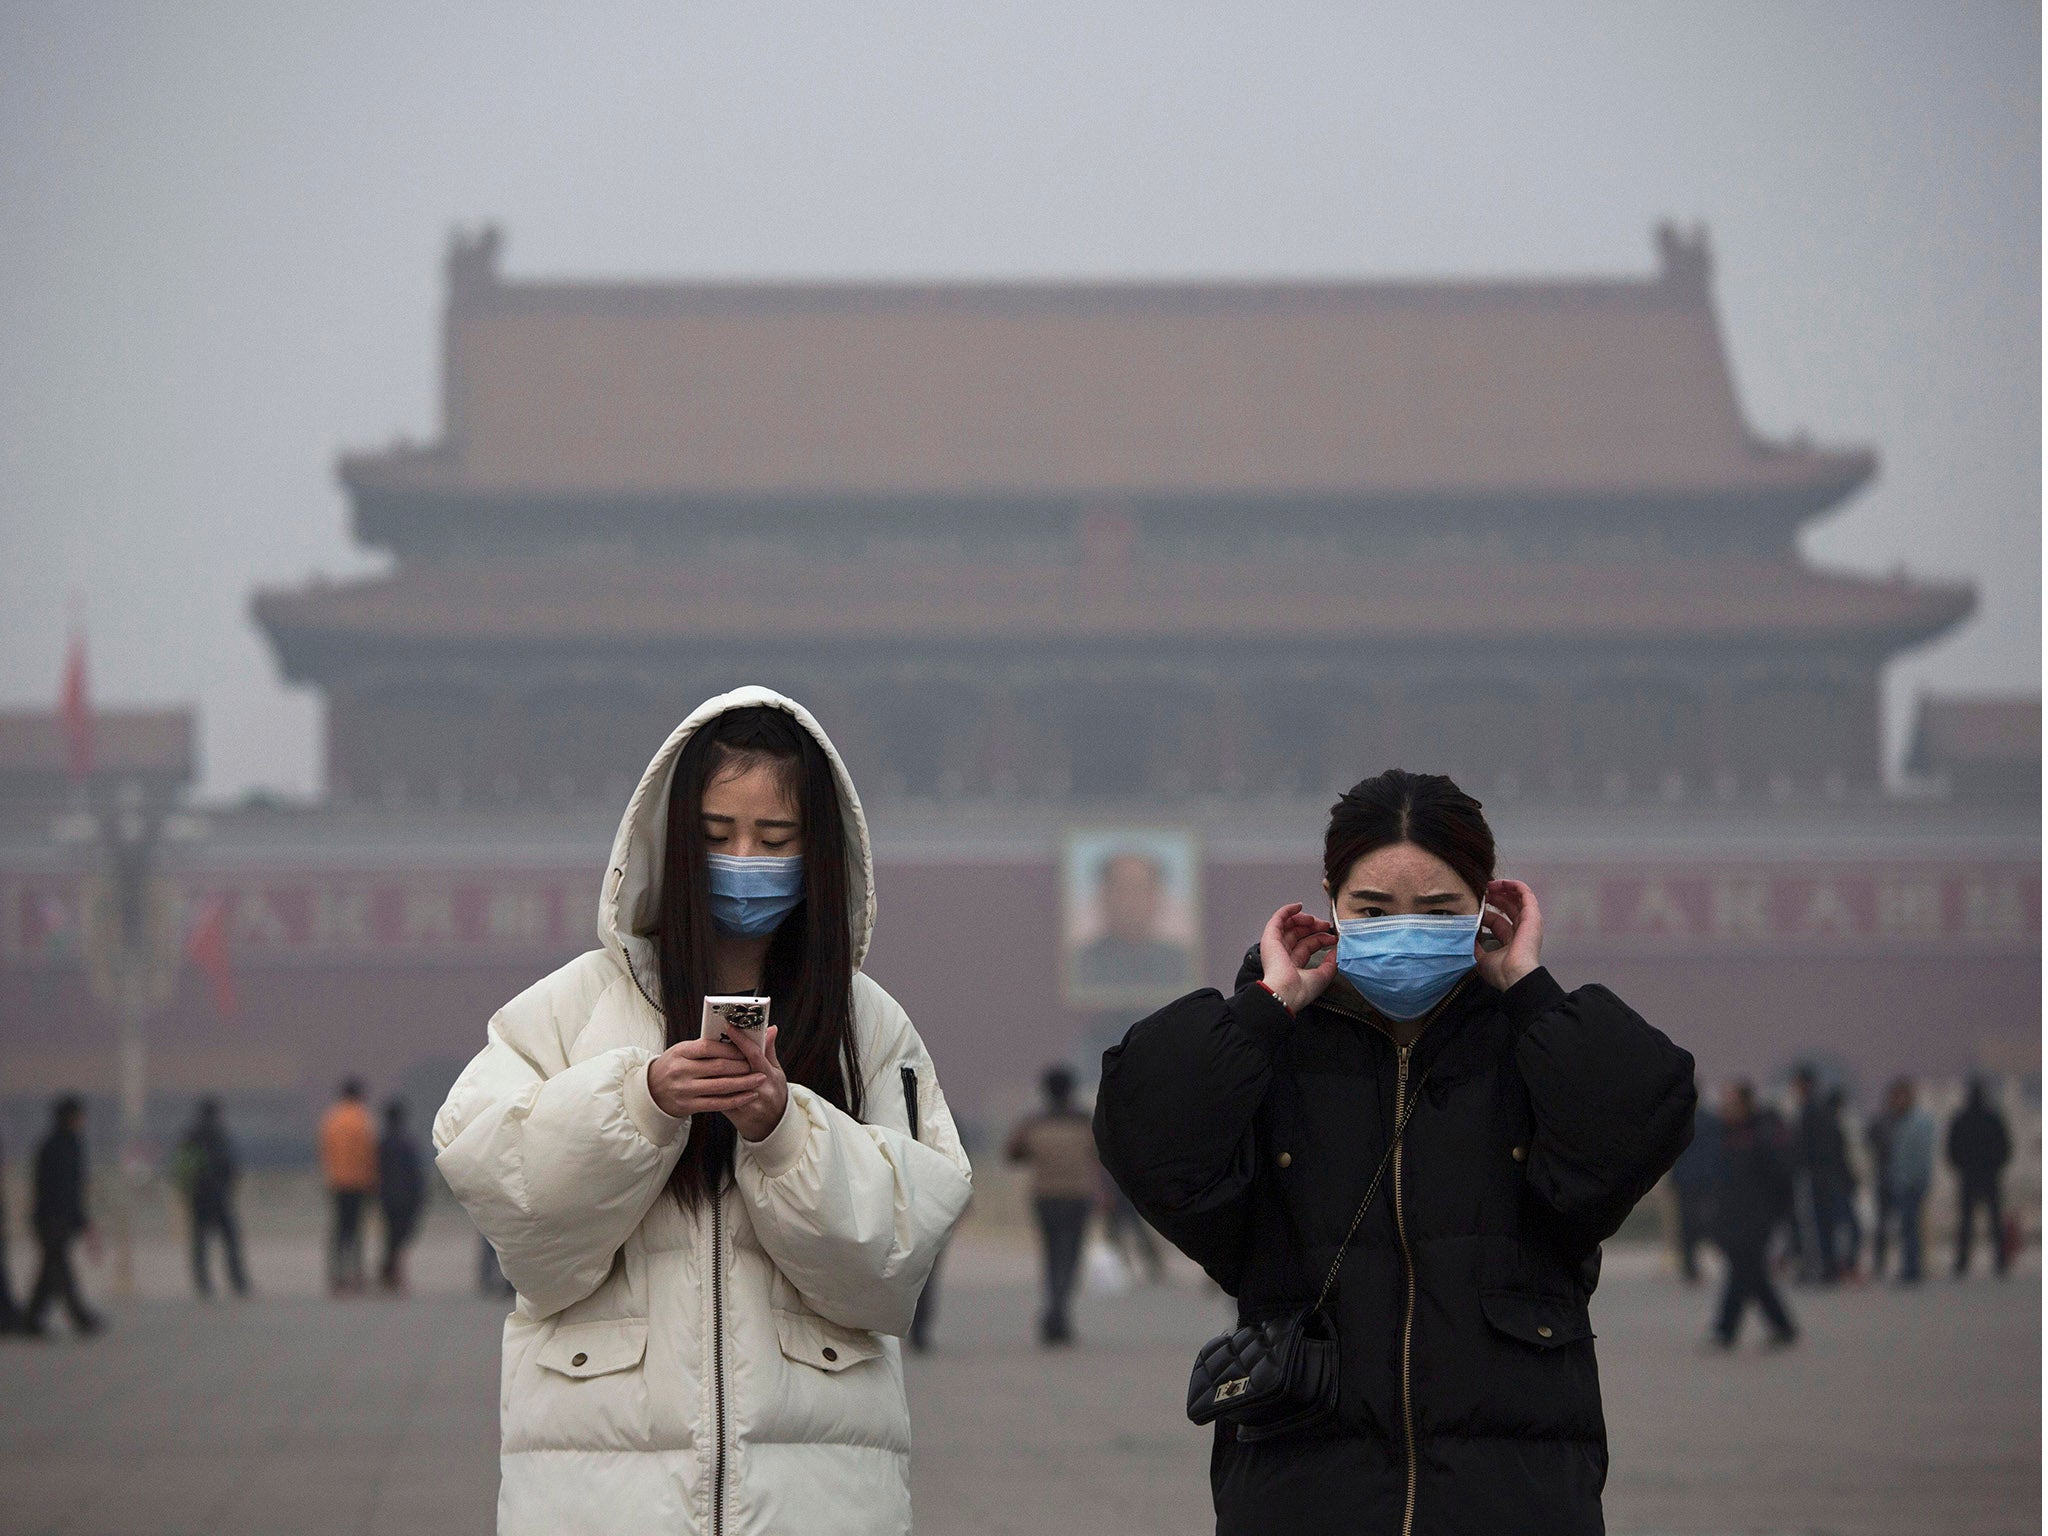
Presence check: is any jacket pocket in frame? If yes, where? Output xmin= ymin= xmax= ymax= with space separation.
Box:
xmin=1478 ymin=1288 xmax=1593 ymax=1350
xmin=774 ymin=1308 xmax=884 ymax=1373
xmin=536 ymin=1317 xmax=649 ymax=1379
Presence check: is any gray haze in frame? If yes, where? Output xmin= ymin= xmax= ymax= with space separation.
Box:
xmin=0 ymin=1 xmax=2037 ymax=800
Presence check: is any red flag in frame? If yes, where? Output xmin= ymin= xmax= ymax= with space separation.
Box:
xmin=188 ymin=898 xmax=239 ymax=1023
xmin=59 ymin=627 xmax=93 ymax=780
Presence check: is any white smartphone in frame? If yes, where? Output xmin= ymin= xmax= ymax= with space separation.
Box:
xmin=701 ymin=994 xmax=771 ymax=1045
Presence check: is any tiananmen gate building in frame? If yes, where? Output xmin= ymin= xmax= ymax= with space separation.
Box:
xmin=1 ymin=225 xmax=2036 ymax=1159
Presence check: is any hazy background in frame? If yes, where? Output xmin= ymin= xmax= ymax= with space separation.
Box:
xmin=0 ymin=0 xmax=2037 ymax=801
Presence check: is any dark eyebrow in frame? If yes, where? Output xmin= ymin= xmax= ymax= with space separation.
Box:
xmin=1346 ymin=887 xmax=1463 ymax=905
xmin=701 ymin=813 xmax=800 ymax=830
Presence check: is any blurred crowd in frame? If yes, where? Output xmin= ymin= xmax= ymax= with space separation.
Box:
xmin=0 ymin=1063 xmax=2028 ymax=1350
xmin=0 ymin=1079 xmax=442 ymax=1336
xmin=1671 ymin=1069 xmax=2020 ymax=1351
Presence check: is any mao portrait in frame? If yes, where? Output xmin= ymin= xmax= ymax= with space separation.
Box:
xmin=1060 ymin=828 xmax=1201 ymax=1008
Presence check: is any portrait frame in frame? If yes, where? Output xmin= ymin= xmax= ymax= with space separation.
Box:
xmin=1059 ymin=824 xmax=1204 ymax=1009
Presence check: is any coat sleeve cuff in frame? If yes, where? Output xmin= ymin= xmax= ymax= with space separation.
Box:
xmin=739 ymin=1089 xmax=810 ymax=1178
xmin=1229 ymin=981 xmax=1296 ymax=1055
xmin=625 ymin=1056 xmax=689 ymax=1147
xmin=1500 ymin=966 xmax=1569 ymax=1030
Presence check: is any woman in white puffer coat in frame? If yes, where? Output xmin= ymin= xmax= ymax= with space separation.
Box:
xmin=435 ymin=687 xmax=973 ymax=1536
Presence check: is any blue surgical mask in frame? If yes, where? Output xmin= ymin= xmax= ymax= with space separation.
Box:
xmin=1334 ymin=911 xmax=1484 ymax=1022
xmin=705 ymin=853 xmax=806 ymax=938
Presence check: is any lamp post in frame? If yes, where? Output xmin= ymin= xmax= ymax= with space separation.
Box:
xmin=57 ymin=780 xmax=202 ymax=1298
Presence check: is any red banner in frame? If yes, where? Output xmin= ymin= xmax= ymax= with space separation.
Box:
xmin=0 ymin=859 xmax=2037 ymax=965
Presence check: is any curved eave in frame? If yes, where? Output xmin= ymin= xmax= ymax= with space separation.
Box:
xmin=335 ymin=444 xmax=1880 ymax=512
xmin=252 ymin=565 xmax=1979 ymax=676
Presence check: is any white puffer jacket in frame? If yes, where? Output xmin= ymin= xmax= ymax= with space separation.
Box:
xmin=435 ymin=687 xmax=974 ymax=1536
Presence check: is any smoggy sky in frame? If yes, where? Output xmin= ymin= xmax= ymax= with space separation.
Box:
xmin=0 ymin=1 xmax=2037 ymax=799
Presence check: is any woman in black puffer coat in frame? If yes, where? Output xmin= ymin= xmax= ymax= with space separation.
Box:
xmin=1094 ymin=770 xmax=1695 ymax=1536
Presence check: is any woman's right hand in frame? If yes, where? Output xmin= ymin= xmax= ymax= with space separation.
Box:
xmin=1258 ymin=902 xmax=1337 ymax=1015
xmin=646 ymin=1039 xmax=767 ymax=1120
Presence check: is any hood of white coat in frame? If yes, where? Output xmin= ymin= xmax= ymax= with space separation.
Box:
xmin=598 ymin=686 xmax=876 ymax=1006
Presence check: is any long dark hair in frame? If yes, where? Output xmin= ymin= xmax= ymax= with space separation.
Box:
xmin=1324 ymin=768 xmax=1497 ymax=902
xmin=657 ymin=705 xmax=862 ymax=1205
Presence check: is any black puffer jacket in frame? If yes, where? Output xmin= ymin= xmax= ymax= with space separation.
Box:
xmin=1095 ymin=949 xmax=1695 ymax=1536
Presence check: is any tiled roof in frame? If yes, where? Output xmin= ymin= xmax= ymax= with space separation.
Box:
xmin=255 ymin=555 xmax=1971 ymax=662
xmin=340 ymin=227 xmax=1872 ymax=506
xmin=1907 ymin=697 xmax=2042 ymax=773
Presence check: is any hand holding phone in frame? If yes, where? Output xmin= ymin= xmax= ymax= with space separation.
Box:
xmin=644 ymin=996 xmax=773 ymax=1120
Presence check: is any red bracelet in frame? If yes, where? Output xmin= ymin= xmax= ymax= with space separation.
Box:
xmin=1253 ymin=979 xmax=1294 ymax=1015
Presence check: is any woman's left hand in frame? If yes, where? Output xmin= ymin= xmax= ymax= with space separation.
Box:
xmin=722 ymin=1024 xmax=792 ymax=1143
xmin=1477 ymin=879 xmax=1543 ymax=992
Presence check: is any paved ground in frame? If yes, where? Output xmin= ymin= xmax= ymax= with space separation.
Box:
xmin=0 ymin=1228 xmax=2036 ymax=1536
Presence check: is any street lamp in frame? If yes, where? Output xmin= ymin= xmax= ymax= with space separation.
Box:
xmin=54 ymin=781 xmax=205 ymax=1298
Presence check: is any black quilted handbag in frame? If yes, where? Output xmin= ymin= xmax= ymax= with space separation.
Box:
xmin=1185 ymin=1056 xmax=1433 ymax=1442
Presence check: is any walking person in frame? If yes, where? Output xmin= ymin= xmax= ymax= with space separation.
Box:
xmin=1708 ymin=1081 xmax=1798 ymax=1349
xmin=1886 ymin=1078 xmax=1937 ymax=1286
xmin=1101 ymin=1179 xmax=1166 ymax=1284
xmin=1865 ymin=1087 xmax=1904 ymax=1279
xmin=376 ymin=1099 xmax=425 ymax=1293
xmin=1006 ymin=1064 xmax=1102 ymax=1346
xmin=319 ymin=1079 xmax=377 ymax=1295
xmin=0 ymin=1130 xmax=24 ymax=1334
xmin=174 ymin=1097 xmax=249 ymax=1298
xmin=1823 ymin=1087 xmax=1863 ymax=1281
xmin=26 ymin=1095 xmax=104 ymax=1338
xmin=1946 ymin=1078 xmax=2012 ymax=1279
xmin=1095 ymin=770 xmax=1696 ymax=1535
xmin=1791 ymin=1067 xmax=1854 ymax=1284
xmin=1668 ymin=1090 xmax=1723 ymax=1284
xmin=434 ymin=688 xmax=972 ymax=1535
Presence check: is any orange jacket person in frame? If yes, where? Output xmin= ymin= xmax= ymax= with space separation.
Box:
xmin=319 ymin=1080 xmax=377 ymax=1294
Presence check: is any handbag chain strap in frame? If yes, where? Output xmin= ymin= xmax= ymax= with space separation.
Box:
xmin=1308 ymin=974 xmax=1470 ymax=1313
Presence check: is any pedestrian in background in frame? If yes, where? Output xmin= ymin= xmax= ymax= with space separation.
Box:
xmin=1822 ymin=1086 xmax=1862 ymax=1281
xmin=0 ymin=1130 xmax=23 ymax=1334
xmin=27 ymin=1095 xmax=103 ymax=1338
xmin=1865 ymin=1087 xmax=1904 ymax=1279
xmin=1709 ymin=1080 xmax=1797 ymax=1350
xmin=1006 ymin=1063 xmax=1099 ymax=1347
xmin=173 ymin=1097 xmax=248 ymax=1299
xmin=1790 ymin=1066 xmax=1848 ymax=1284
xmin=1669 ymin=1088 xmax=1723 ymax=1284
xmin=1101 ymin=1178 xmax=1164 ymax=1284
xmin=318 ymin=1079 xmax=377 ymax=1295
xmin=1884 ymin=1078 xmax=1937 ymax=1286
xmin=376 ymin=1098 xmax=425 ymax=1293
xmin=1946 ymin=1078 xmax=2012 ymax=1279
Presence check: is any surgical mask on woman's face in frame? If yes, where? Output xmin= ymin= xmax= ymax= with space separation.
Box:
xmin=1333 ymin=911 xmax=1485 ymax=1022
xmin=705 ymin=853 xmax=806 ymax=938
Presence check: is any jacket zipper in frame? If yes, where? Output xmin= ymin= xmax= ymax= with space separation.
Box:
xmin=1393 ymin=1041 xmax=1418 ymax=1536
xmin=711 ymin=1192 xmax=728 ymax=1536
